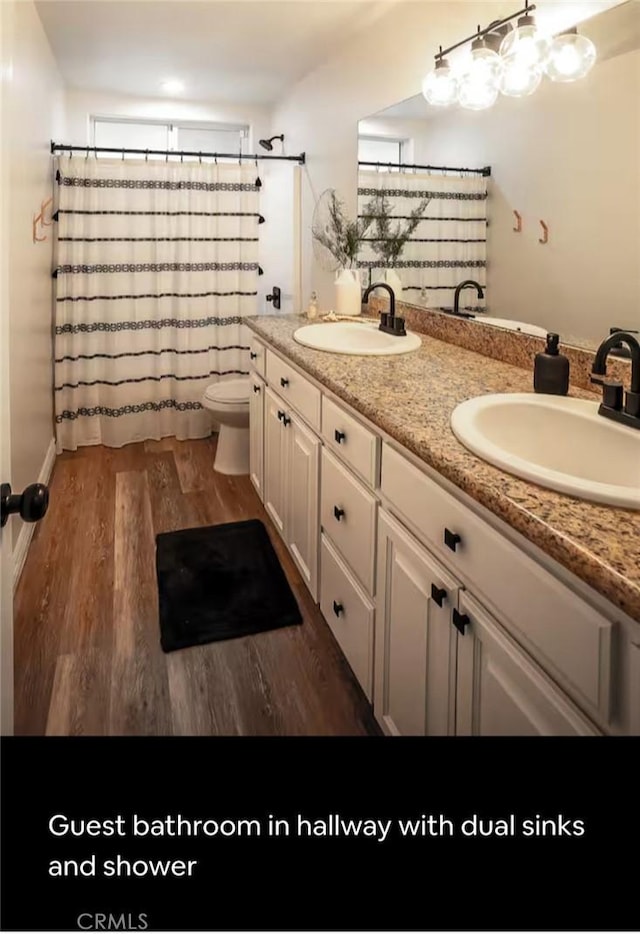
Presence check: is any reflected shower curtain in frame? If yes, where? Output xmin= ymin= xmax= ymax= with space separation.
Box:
xmin=53 ymin=155 xmax=260 ymax=451
xmin=357 ymin=169 xmax=488 ymax=311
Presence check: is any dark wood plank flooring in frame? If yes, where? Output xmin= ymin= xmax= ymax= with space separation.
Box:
xmin=13 ymin=437 xmax=378 ymax=736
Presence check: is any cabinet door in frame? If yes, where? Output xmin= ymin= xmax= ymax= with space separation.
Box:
xmin=249 ymin=373 xmax=265 ymax=501
xmin=455 ymin=592 xmax=600 ymax=736
xmin=263 ymin=386 xmax=287 ymax=538
xmin=375 ymin=509 xmax=459 ymax=736
xmin=286 ymin=412 xmax=320 ymax=600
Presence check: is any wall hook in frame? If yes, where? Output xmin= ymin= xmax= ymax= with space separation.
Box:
xmin=39 ymin=197 xmax=53 ymax=227
xmin=539 ymin=219 xmax=549 ymax=244
xmin=513 ymin=210 xmax=522 ymax=233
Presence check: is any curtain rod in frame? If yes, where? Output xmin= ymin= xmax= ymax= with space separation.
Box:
xmin=50 ymin=141 xmax=306 ymax=164
xmin=358 ymin=160 xmax=491 ymax=177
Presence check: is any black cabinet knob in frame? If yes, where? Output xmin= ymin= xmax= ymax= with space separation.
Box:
xmin=250 ymin=351 xmax=257 ymax=360
xmin=253 ymin=384 xmax=261 ymax=394
xmin=334 ymin=429 xmax=346 ymax=444
xmin=430 ymin=583 xmax=447 ymax=608
xmin=282 ymin=415 xmax=291 ymax=427
xmin=444 ymin=528 xmax=462 ymax=552
xmin=333 ymin=505 xmax=345 ymax=521
xmin=333 ymin=600 xmax=344 ymax=618
xmin=280 ymin=377 xmax=289 ymax=388
xmin=452 ymin=609 xmax=470 ymax=635
xmin=277 ymin=410 xmax=285 ymax=421
xmin=1 ymin=482 xmax=49 ymax=528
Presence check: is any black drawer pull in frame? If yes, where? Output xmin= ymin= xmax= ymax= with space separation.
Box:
xmin=253 ymin=384 xmax=260 ymax=394
xmin=333 ymin=600 xmax=344 ymax=618
xmin=280 ymin=377 xmax=289 ymax=388
xmin=277 ymin=410 xmax=285 ymax=421
xmin=282 ymin=415 xmax=291 ymax=427
xmin=430 ymin=584 xmax=447 ymax=608
xmin=444 ymin=528 xmax=462 ymax=552
xmin=452 ymin=609 xmax=470 ymax=635
xmin=333 ymin=505 xmax=345 ymax=521
xmin=250 ymin=351 xmax=257 ymax=360
xmin=334 ymin=429 xmax=346 ymax=444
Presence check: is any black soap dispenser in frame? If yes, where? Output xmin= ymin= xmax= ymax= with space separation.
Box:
xmin=534 ymin=333 xmax=569 ymax=395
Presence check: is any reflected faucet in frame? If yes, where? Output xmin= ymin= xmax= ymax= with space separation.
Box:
xmin=453 ymin=280 xmax=485 ymax=317
xmin=591 ymin=330 xmax=640 ymax=429
xmin=362 ymin=282 xmax=406 ymax=336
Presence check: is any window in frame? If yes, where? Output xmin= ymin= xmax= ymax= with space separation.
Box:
xmin=358 ymin=136 xmax=407 ymax=172
xmin=92 ymin=118 xmax=249 ymax=160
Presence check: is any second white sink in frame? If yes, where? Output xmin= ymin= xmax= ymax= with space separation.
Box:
xmin=293 ymin=321 xmax=421 ymax=356
xmin=450 ymin=393 xmax=640 ymax=509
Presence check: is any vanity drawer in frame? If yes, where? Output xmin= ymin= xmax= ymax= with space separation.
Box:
xmin=321 ymin=448 xmax=377 ymax=594
xmin=249 ymin=337 xmax=266 ymax=377
xmin=266 ymin=350 xmax=320 ymax=430
xmin=322 ymin=395 xmax=380 ymax=487
xmin=381 ymin=442 xmax=613 ymax=721
xmin=320 ymin=534 xmax=374 ymax=700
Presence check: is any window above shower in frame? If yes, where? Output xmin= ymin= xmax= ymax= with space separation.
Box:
xmin=91 ymin=117 xmax=250 ymax=160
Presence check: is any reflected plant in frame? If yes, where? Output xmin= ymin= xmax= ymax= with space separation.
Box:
xmin=363 ymin=194 xmax=431 ymax=267
xmin=312 ymin=190 xmax=374 ymax=270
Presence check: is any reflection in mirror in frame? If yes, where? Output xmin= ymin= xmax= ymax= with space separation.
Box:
xmin=357 ymin=1 xmax=640 ymax=350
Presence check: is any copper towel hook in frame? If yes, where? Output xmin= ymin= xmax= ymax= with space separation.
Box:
xmin=539 ymin=219 xmax=549 ymax=244
xmin=513 ymin=210 xmax=522 ymax=233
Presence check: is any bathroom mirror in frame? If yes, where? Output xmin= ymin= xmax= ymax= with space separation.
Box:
xmin=357 ymin=1 xmax=640 ymax=349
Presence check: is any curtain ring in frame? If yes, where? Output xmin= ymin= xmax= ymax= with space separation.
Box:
xmin=121 ymin=147 xmax=125 ymax=161
xmin=165 ymin=149 xmax=169 ymax=163
xmin=214 ymin=154 xmax=218 ymax=165
xmin=180 ymin=152 xmax=184 ymax=163
xmin=94 ymin=147 xmax=98 ymax=159
xmin=85 ymin=146 xmax=90 ymax=160
xmin=199 ymin=151 xmax=202 ymax=164
xmin=145 ymin=149 xmax=149 ymax=162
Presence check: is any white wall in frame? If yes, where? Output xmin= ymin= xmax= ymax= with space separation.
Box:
xmin=7 ymin=0 xmax=65 ymax=555
xmin=272 ymin=0 xmax=631 ymax=327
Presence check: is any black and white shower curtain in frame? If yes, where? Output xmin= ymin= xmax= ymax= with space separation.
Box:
xmin=53 ymin=155 xmax=260 ymax=451
xmin=357 ymin=169 xmax=488 ymax=310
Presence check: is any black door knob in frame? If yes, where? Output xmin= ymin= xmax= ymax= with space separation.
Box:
xmin=1 ymin=482 xmax=49 ymax=528
xmin=333 ymin=505 xmax=345 ymax=521
xmin=334 ymin=429 xmax=346 ymax=444
xmin=444 ymin=528 xmax=462 ymax=552
xmin=280 ymin=377 xmax=289 ymax=388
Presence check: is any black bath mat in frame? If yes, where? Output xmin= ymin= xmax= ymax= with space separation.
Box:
xmin=156 ymin=519 xmax=302 ymax=652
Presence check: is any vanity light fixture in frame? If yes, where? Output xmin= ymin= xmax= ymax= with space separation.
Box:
xmin=421 ymin=1 xmax=597 ymax=110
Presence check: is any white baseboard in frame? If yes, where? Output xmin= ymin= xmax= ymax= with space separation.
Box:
xmin=12 ymin=438 xmax=56 ymax=590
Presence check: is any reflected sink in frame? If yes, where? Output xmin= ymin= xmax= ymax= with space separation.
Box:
xmin=477 ymin=316 xmax=548 ymax=338
xmin=293 ymin=321 xmax=421 ymax=356
xmin=450 ymin=393 xmax=640 ymax=509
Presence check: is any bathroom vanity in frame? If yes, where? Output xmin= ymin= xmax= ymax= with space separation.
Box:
xmin=246 ymin=315 xmax=640 ymax=737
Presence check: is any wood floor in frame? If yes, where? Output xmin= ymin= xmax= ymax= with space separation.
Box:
xmin=13 ymin=437 xmax=378 ymax=736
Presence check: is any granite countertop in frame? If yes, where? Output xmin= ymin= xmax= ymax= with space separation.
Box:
xmin=246 ymin=314 xmax=640 ymax=623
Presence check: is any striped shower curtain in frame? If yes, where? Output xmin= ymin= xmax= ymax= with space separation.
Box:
xmin=53 ymin=155 xmax=261 ymax=451
xmin=357 ymin=169 xmax=488 ymax=311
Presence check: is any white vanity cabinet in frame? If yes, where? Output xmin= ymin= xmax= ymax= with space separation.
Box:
xmin=264 ymin=384 xmax=319 ymax=599
xmin=249 ymin=373 xmax=265 ymax=499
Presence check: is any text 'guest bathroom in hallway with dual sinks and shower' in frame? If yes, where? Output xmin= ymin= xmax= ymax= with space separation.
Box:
xmin=1 ymin=0 xmax=639 ymax=739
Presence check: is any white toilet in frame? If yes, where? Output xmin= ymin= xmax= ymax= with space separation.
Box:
xmin=202 ymin=378 xmax=251 ymax=475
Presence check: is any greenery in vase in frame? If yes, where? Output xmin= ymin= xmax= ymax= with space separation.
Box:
xmin=363 ymin=193 xmax=431 ymax=267
xmin=312 ymin=190 xmax=373 ymax=270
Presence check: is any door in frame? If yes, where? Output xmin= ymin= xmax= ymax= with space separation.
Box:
xmin=249 ymin=373 xmax=265 ymax=501
xmin=263 ymin=386 xmax=287 ymax=536
xmin=375 ymin=509 xmax=459 ymax=737
xmin=286 ymin=412 xmax=320 ymax=600
xmin=0 ymin=0 xmax=14 ymax=735
xmin=258 ymin=160 xmax=301 ymax=314
xmin=455 ymin=592 xmax=600 ymax=736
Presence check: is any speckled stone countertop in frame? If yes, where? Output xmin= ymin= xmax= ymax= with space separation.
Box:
xmin=246 ymin=315 xmax=640 ymax=624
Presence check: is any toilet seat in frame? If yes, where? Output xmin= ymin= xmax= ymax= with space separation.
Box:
xmin=203 ymin=378 xmax=250 ymax=406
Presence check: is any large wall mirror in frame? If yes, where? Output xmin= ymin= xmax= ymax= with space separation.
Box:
xmin=357 ymin=1 xmax=640 ymax=350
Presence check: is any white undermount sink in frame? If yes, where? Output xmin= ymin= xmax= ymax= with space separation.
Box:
xmin=450 ymin=393 xmax=640 ymax=509
xmin=293 ymin=320 xmax=421 ymax=356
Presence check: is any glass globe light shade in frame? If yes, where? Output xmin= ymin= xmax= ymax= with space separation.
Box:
xmin=499 ymin=15 xmax=550 ymax=68
xmin=422 ymin=58 xmax=458 ymax=107
xmin=544 ymin=31 xmax=597 ymax=82
xmin=458 ymin=44 xmax=502 ymax=110
xmin=500 ymin=56 xmax=543 ymax=97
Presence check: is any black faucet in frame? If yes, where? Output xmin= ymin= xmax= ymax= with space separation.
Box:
xmin=453 ymin=280 xmax=485 ymax=317
xmin=361 ymin=282 xmax=406 ymax=336
xmin=591 ymin=330 xmax=640 ymax=429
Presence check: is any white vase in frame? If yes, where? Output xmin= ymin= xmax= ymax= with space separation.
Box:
xmin=334 ymin=268 xmax=362 ymax=317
